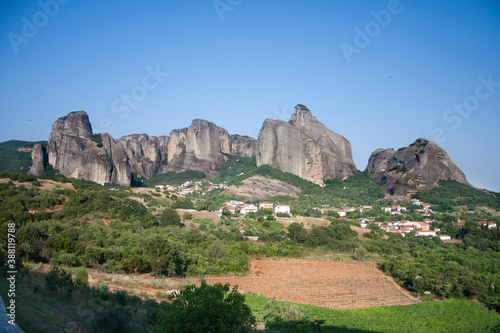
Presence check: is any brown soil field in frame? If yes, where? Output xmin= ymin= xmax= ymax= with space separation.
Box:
xmin=184 ymin=258 xmax=420 ymax=309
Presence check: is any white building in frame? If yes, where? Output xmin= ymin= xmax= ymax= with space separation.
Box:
xmin=336 ymin=210 xmax=346 ymax=217
xmin=415 ymin=230 xmax=437 ymax=237
xmin=259 ymin=202 xmax=274 ymax=210
xmin=241 ymin=204 xmax=258 ymax=215
xmin=274 ymin=204 xmax=291 ymax=214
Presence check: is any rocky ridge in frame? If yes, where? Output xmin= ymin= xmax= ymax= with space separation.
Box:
xmin=365 ymin=138 xmax=469 ymax=195
xmin=26 ymin=107 xmax=469 ymax=194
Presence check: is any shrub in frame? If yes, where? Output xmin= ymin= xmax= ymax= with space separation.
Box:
xmin=157 ymin=281 xmax=256 ymax=332
xmin=75 ymin=267 xmax=88 ymax=286
xmin=159 ymin=208 xmax=181 ymax=227
xmin=89 ymin=134 xmax=103 ymax=148
xmin=354 ymin=245 xmax=369 ymax=261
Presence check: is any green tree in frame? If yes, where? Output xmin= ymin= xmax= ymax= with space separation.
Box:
xmin=288 ymin=222 xmax=307 ymax=243
xmin=182 ymin=212 xmax=193 ymax=221
xmin=157 ymin=281 xmax=256 ymax=332
xmin=159 ymin=208 xmax=181 ymax=227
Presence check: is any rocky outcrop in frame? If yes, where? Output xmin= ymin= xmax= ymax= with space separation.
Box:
xmin=257 ymin=118 xmax=324 ymax=185
xmin=118 ymin=134 xmax=169 ymax=178
xmin=224 ymin=175 xmax=301 ymax=201
xmin=47 ymin=111 xmax=131 ymax=186
xmin=257 ymin=105 xmax=357 ymax=185
xmin=230 ymin=135 xmax=256 ymax=157
xmin=41 ymin=111 xmax=258 ymax=185
xmin=163 ymin=119 xmax=256 ymax=173
xmin=365 ymin=138 xmax=469 ymax=195
xmin=27 ymin=143 xmax=47 ymax=176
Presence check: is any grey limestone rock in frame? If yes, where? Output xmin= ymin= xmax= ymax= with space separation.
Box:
xmin=27 ymin=143 xmax=47 ymax=176
xmin=256 ymin=105 xmax=357 ymax=185
xmin=47 ymin=111 xmax=131 ymax=186
xmin=365 ymin=138 xmax=469 ymax=195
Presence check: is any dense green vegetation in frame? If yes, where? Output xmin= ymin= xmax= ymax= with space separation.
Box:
xmin=0 ymin=265 xmax=166 ymax=332
xmin=216 ymin=154 xmax=257 ymax=180
xmin=412 ymin=179 xmax=500 ymax=210
xmin=1 ymin=169 xmax=500 ymax=331
xmin=246 ymin=296 xmax=500 ymax=332
xmin=203 ymin=154 xmax=385 ymax=208
xmin=0 ymin=140 xmax=47 ymax=173
xmin=88 ymin=133 xmax=103 ymax=148
xmin=157 ymin=281 xmax=256 ymax=332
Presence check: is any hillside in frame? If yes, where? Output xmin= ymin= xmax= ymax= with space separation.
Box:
xmin=0 ymin=140 xmax=46 ymax=173
xmin=0 ymin=171 xmax=499 ymax=331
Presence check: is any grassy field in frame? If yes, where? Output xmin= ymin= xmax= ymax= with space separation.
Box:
xmin=246 ymin=295 xmax=500 ymax=332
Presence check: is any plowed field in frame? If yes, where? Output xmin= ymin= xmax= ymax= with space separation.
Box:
xmin=184 ymin=258 xmax=419 ymax=309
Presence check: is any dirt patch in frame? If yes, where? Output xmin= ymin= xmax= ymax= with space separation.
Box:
xmin=176 ymin=209 xmax=220 ymax=224
xmin=224 ymin=175 xmax=301 ymax=201
xmin=184 ymin=258 xmax=419 ymax=309
xmin=0 ymin=178 xmax=75 ymax=191
xmin=294 ymin=216 xmax=330 ymax=229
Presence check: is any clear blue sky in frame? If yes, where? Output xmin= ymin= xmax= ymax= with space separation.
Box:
xmin=1 ymin=0 xmax=499 ymax=191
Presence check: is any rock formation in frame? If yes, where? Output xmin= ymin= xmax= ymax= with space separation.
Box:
xmin=162 ymin=119 xmax=257 ymax=173
xmin=27 ymin=143 xmax=47 ymax=176
xmin=365 ymin=138 xmax=469 ymax=195
xmin=118 ymin=134 xmax=169 ymax=178
xmin=256 ymin=105 xmax=357 ymax=185
xmin=230 ymin=135 xmax=256 ymax=157
xmin=46 ymin=111 xmax=131 ymax=186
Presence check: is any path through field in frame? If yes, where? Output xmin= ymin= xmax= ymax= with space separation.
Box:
xmin=184 ymin=259 xmax=419 ymax=309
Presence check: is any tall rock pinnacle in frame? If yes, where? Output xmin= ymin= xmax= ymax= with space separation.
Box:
xmin=257 ymin=104 xmax=357 ymax=185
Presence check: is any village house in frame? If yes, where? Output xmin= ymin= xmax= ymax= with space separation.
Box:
xmin=216 ymin=205 xmax=236 ymax=216
xmin=381 ymin=207 xmax=392 ymax=213
xmin=240 ymin=204 xmax=258 ymax=215
xmin=336 ymin=210 xmax=346 ymax=217
xmin=155 ymin=185 xmax=165 ymax=191
xmin=415 ymin=230 xmax=437 ymax=237
xmin=410 ymin=199 xmax=421 ymax=206
xmin=476 ymin=221 xmax=497 ymax=229
xmin=313 ymin=207 xmax=325 ymax=214
xmin=259 ymin=202 xmax=274 ymax=210
xmin=406 ymin=221 xmax=431 ymax=230
xmin=387 ymin=229 xmax=406 ymax=237
xmin=274 ymin=204 xmax=291 ymax=215
xmin=127 ymin=196 xmax=148 ymax=207
xmin=226 ymin=200 xmax=246 ymax=208
xmin=392 ymin=205 xmax=407 ymax=212
xmin=399 ymin=226 xmax=414 ymax=233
